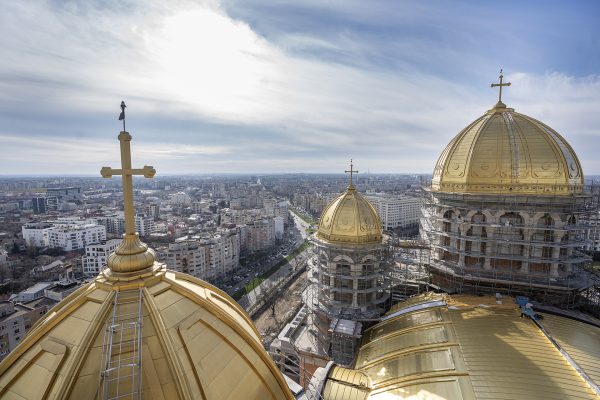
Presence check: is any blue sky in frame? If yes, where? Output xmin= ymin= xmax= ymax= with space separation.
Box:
xmin=1 ymin=0 xmax=599 ymax=175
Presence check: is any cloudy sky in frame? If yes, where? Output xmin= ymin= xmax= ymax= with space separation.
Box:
xmin=1 ymin=0 xmax=599 ymax=176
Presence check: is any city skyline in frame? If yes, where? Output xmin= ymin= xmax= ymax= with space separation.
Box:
xmin=1 ymin=0 xmax=599 ymax=175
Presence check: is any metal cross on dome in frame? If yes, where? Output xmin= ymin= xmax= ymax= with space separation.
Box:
xmin=345 ymin=159 xmax=359 ymax=188
xmin=101 ymin=101 xmax=156 ymax=237
xmin=491 ymin=69 xmax=511 ymax=103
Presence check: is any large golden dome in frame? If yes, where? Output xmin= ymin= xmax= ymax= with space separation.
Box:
xmin=317 ymin=185 xmax=382 ymax=244
xmin=0 ymin=266 xmax=292 ymax=399
xmin=431 ymin=102 xmax=584 ymax=195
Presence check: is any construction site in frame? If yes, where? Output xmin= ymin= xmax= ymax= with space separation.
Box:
xmin=419 ymin=184 xmax=600 ymax=308
xmin=266 ymin=185 xmax=600 ymax=394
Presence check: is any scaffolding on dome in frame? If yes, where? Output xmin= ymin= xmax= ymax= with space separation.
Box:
xmin=99 ymin=289 xmax=144 ymax=400
xmin=419 ymin=183 xmax=600 ymax=308
xmin=308 ymin=238 xmax=393 ymax=322
xmin=272 ymin=238 xmax=394 ymax=379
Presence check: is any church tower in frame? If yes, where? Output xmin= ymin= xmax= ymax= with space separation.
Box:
xmin=309 ymin=161 xmax=391 ymax=364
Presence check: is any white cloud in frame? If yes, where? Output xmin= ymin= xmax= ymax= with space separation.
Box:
xmin=0 ymin=1 xmax=599 ymax=175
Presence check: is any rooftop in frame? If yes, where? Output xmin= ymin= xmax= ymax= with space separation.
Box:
xmin=319 ymin=292 xmax=600 ymax=399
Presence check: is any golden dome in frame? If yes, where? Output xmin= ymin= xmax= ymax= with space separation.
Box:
xmin=0 ymin=265 xmax=293 ymax=399
xmin=431 ymin=102 xmax=584 ymax=195
xmin=317 ymin=185 xmax=382 ymax=244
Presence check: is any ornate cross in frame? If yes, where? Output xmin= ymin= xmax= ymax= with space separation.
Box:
xmin=345 ymin=159 xmax=359 ymax=187
xmin=490 ymin=69 xmax=511 ymax=103
xmin=101 ymin=102 xmax=155 ymax=236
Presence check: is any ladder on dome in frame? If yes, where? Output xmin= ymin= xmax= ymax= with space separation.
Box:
xmin=99 ymin=289 xmax=144 ymax=400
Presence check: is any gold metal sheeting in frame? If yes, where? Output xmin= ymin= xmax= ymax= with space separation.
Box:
xmin=539 ymin=313 xmax=600 ymax=384
xmin=321 ymin=293 xmax=600 ymax=400
xmin=448 ymin=307 xmax=599 ymax=399
xmin=317 ymin=186 xmax=383 ymax=245
xmin=445 ymin=294 xmax=518 ymax=310
xmin=322 ymin=366 xmax=370 ymax=400
xmin=386 ymin=293 xmax=446 ymax=316
xmin=363 ymin=309 xmax=444 ymax=345
xmin=356 ymin=325 xmax=450 ymax=369
xmin=328 ymin=365 xmax=370 ymax=387
xmin=431 ymin=107 xmax=584 ymax=196
xmin=361 ymin=349 xmax=456 ymax=388
xmin=368 ymin=378 xmax=471 ymax=400
xmin=322 ymin=380 xmax=370 ymax=400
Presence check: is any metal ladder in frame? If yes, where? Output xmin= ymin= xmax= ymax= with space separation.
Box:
xmin=99 ymin=289 xmax=144 ymax=400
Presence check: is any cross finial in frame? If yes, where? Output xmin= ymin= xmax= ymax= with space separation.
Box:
xmin=490 ymin=69 xmax=511 ymax=105
xmin=100 ymin=102 xmax=157 ymax=274
xmin=344 ymin=159 xmax=359 ymax=189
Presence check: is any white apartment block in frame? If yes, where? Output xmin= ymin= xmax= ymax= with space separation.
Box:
xmin=367 ymin=194 xmax=422 ymax=230
xmin=82 ymin=239 xmax=121 ymax=275
xmin=96 ymin=213 xmax=155 ymax=237
xmin=22 ymin=220 xmax=106 ymax=251
xmin=22 ymin=223 xmax=55 ymax=247
xmin=48 ymin=224 xmax=106 ymax=251
xmin=165 ymin=229 xmax=240 ymax=282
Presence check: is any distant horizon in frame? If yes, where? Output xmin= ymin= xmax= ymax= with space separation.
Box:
xmin=0 ymin=171 xmax=434 ymax=178
xmin=2 ymin=172 xmax=600 ymax=180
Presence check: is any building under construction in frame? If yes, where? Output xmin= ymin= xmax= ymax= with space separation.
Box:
xmin=278 ymin=81 xmax=600 ymax=399
xmin=420 ymin=184 xmax=599 ymax=307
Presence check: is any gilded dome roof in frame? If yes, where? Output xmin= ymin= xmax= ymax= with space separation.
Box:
xmin=317 ymin=185 xmax=382 ymax=244
xmin=319 ymin=292 xmax=600 ymax=399
xmin=431 ymin=102 xmax=584 ymax=195
xmin=0 ymin=264 xmax=293 ymax=400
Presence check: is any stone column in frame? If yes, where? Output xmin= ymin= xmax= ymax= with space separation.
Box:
xmin=483 ymin=229 xmax=494 ymax=270
xmin=550 ymin=252 xmax=559 ymax=277
xmin=352 ymin=277 xmax=358 ymax=308
xmin=521 ymin=231 xmax=532 ymax=274
xmin=550 ymin=231 xmax=565 ymax=277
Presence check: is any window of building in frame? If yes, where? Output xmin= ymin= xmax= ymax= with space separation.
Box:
xmin=362 ymin=264 xmax=374 ymax=275
xmin=357 ymin=279 xmax=373 ymax=290
xmin=337 ymin=263 xmax=351 ymax=275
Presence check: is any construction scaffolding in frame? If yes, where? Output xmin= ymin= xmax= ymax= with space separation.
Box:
xmin=293 ymin=237 xmax=392 ymax=368
xmin=390 ymin=239 xmax=432 ymax=304
xmin=420 ymin=184 xmax=600 ymax=307
xmin=310 ymin=238 xmax=393 ymax=322
xmin=99 ymin=289 xmax=144 ymax=400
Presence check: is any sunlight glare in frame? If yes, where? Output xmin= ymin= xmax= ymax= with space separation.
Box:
xmin=148 ymin=8 xmax=280 ymax=119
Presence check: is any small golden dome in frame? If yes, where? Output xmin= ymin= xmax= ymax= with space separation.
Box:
xmin=317 ymin=185 xmax=382 ymax=244
xmin=0 ymin=265 xmax=293 ymax=399
xmin=432 ymin=102 xmax=584 ymax=195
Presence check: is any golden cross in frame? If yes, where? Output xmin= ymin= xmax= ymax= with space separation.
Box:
xmin=490 ymin=69 xmax=511 ymax=103
xmin=345 ymin=159 xmax=359 ymax=188
xmin=101 ymin=111 xmax=155 ymax=236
